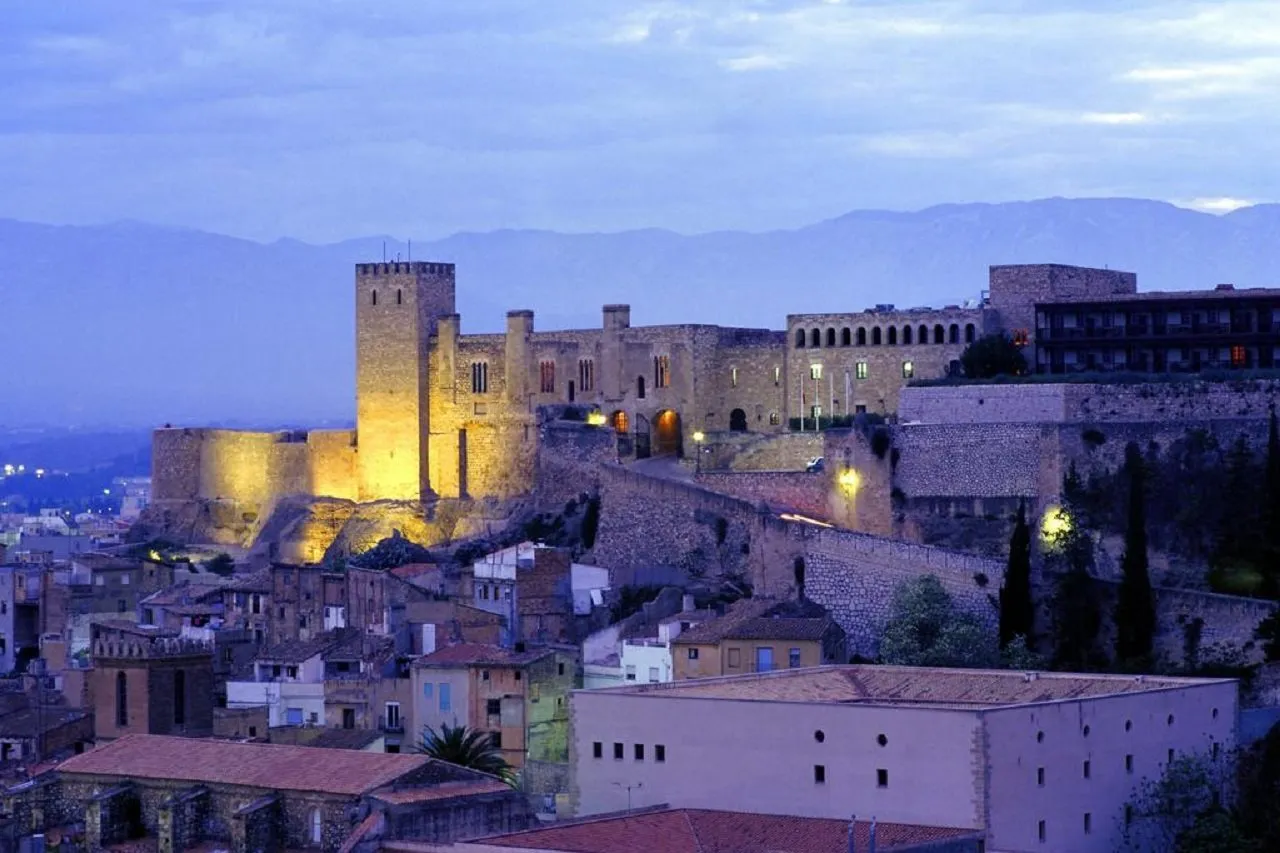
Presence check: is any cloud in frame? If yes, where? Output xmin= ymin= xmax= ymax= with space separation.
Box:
xmin=719 ymin=54 xmax=791 ymax=72
xmin=1175 ymin=197 xmax=1255 ymax=213
xmin=1080 ymin=111 xmax=1149 ymax=125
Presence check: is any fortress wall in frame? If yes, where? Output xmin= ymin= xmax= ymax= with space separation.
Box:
xmin=694 ymin=471 xmax=828 ymax=518
xmin=306 ymin=430 xmax=358 ymax=500
xmin=266 ymin=438 xmax=311 ymax=498
xmin=705 ymin=336 xmax=787 ymax=435
xmin=195 ymin=430 xmax=279 ymax=503
xmin=704 ymin=432 xmax=823 ymax=472
xmin=899 ymin=385 xmax=1070 ymax=424
xmin=152 ymin=428 xmax=204 ymax=501
xmin=894 ymin=424 xmax=1047 ymax=499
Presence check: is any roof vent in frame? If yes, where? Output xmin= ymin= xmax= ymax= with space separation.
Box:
xmin=1215 ymin=283 xmax=1235 ymax=291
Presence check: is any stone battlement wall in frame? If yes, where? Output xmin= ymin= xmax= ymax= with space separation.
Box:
xmin=694 ymin=470 xmax=828 ymax=518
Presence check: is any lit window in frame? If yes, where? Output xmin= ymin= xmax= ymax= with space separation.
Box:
xmin=471 ymin=362 xmax=488 ymax=394
xmin=731 ymin=367 xmax=739 ymax=387
xmin=856 ymin=362 xmax=868 ymax=380
xmin=773 ymin=366 xmax=781 ymax=386
xmin=902 ymin=361 xmax=914 ymax=379
xmin=809 ymin=364 xmax=823 ymax=381
xmin=1231 ymin=345 xmax=1247 ymax=367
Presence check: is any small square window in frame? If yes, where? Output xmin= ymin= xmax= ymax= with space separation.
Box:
xmin=613 ymin=742 xmax=624 ymax=760
xmin=514 ymin=671 xmax=522 ymax=681
xmin=655 ymin=744 xmax=665 ymax=762
xmin=634 ymin=743 xmax=644 ymax=761
xmin=877 ymin=768 xmax=888 ymax=788
xmin=814 ymin=764 xmax=826 ymax=784
xmin=486 ymin=699 xmax=501 ymax=716
xmin=558 ymin=662 xmax=566 ymax=676
xmin=592 ymin=742 xmax=603 ymax=759
xmin=688 ymin=648 xmax=699 ymax=660
xmin=1083 ymin=760 xmax=1091 ymax=779
xmin=482 ymin=670 xmax=490 ymax=681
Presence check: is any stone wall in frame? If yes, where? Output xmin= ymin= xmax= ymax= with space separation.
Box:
xmin=701 ymin=431 xmax=823 ymax=471
xmin=694 ymin=471 xmax=828 ymax=518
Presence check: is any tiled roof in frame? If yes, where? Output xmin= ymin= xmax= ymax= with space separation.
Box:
xmin=724 ymin=617 xmax=838 ymax=642
xmin=479 ymin=808 xmax=975 ymax=852
xmin=0 ymin=707 xmax=90 ymax=738
xmin=668 ymin=599 xmax=775 ymax=645
xmin=305 ymin=728 xmax=384 ymax=751
xmin=55 ymin=734 xmax=429 ymax=795
xmin=390 ymin=563 xmax=439 ymax=580
xmin=370 ymin=778 xmax=510 ymax=804
xmin=258 ymin=633 xmax=346 ymax=664
xmin=141 ymin=583 xmax=222 ymax=607
xmin=609 ymin=665 xmax=1228 ymax=707
xmin=414 ymin=642 xmax=553 ymax=669
xmin=223 ymin=569 xmax=272 ymax=592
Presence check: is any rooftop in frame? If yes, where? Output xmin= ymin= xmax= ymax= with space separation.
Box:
xmin=141 ymin=583 xmax=223 ymax=607
xmin=414 ymin=642 xmax=554 ymax=669
xmin=1044 ymin=285 xmax=1280 ymax=305
xmin=670 ymin=598 xmax=830 ymax=645
xmin=723 ymin=616 xmax=838 ymax=642
xmin=258 ymin=632 xmax=348 ymax=664
xmin=370 ymin=778 xmax=510 ymax=805
xmin=594 ymin=665 xmax=1229 ymax=709
xmin=55 ymin=734 xmax=429 ymax=795
xmin=467 ymin=808 xmax=976 ymax=853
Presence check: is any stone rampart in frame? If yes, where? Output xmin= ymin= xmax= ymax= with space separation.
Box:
xmin=703 ymin=432 xmax=823 ymax=471
xmin=894 ymin=424 xmax=1046 ymax=499
xmin=694 ymin=471 xmax=828 ymax=518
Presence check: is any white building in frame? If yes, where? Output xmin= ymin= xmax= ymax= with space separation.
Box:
xmin=472 ymin=541 xmax=611 ymax=645
xmin=582 ymin=600 xmax=712 ymax=689
xmin=225 ymin=638 xmax=333 ymax=727
xmin=570 ymin=665 xmax=1238 ymax=853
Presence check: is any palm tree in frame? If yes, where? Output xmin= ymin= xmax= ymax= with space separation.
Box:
xmin=413 ymin=723 xmax=515 ymax=783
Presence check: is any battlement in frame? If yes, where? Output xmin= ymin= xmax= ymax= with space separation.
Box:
xmin=93 ymin=635 xmax=214 ymax=661
xmin=355 ymin=261 xmax=454 ymax=276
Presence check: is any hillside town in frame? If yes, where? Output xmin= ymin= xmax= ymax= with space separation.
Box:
xmin=0 ymin=259 xmax=1279 ymax=852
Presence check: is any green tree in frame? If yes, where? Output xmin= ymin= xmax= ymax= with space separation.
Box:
xmin=1236 ymin=718 xmax=1280 ymax=848
xmin=1116 ymin=442 xmax=1156 ymax=664
xmin=878 ymin=575 xmax=998 ymax=668
xmin=202 ymin=552 xmax=236 ymax=577
xmin=999 ymin=502 xmax=1033 ymax=649
xmin=1122 ymin=751 xmax=1246 ymax=852
xmin=413 ymin=723 xmax=514 ymax=783
xmin=350 ymin=530 xmax=432 ymax=570
xmin=1045 ymin=493 xmax=1105 ymax=670
xmin=1266 ymin=405 xmax=1280 ymax=591
xmin=958 ymin=333 xmax=1027 ymax=379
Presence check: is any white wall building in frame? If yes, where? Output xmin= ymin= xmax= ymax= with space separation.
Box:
xmin=570 ymin=665 xmax=1238 ymax=853
xmin=225 ymin=643 xmax=329 ymax=728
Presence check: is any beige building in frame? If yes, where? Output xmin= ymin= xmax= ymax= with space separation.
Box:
xmin=569 ymin=665 xmax=1237 ymax=853
xmin=669 ymin=598 xmax=847 ymax=680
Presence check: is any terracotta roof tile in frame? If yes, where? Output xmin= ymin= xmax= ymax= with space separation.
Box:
xmin=55 ymin=734 xmax=429 ymax=795
xmin=141 ymin=583 xmax=223 ymax=607
xmin=482 ymin=809 xmax=975 ymax=852
xmin=724 ymin=617 xmax=838 ymax=642
xmin=414 ymin=643 xmax=552 ymax=669
xmin=370 ymin=779 xmax=510 ymax=804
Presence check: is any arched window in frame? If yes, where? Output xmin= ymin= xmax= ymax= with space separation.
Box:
xmin=795 ymin=329 xmax=806 ymax=348
xmin=840 ymin=328 xmax=851 ymax=347
xmin=903 ymin=325 xmax=913 ymax=345
xmin=310 ymin=808 xmax=322 ymax=846
xmin=965 ymin=323 xmax=976 ymax=343
xmin=949 ymin=323 xmax=960 ymax=344
xmin=918 ymin=324 xmax=929 ymax=344
xmin=933 ymin=324 xmax=945 ymax=344
xmin=856 ymin=328 xmax=867 ymax=347
xmin=371 ymin=290 xmax=378 ymax=306
xmin=887 ymin=326 xmax=897 ymax=345
xmin=116 ymin=671 xmax=128 ymax=728
xmin=611 ymin=411 xmax=629 ymax=433
xmin=810 ymin=328 xmax=821 ymax=348
xmin=872 ymin=327 xmax=882 ymax=346
xmin=174 ymin=669 xmax=186 ymax=726
xmin=825 ymin=328 xmax=836 ymax=347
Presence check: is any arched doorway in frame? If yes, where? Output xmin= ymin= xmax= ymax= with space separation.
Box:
xmin=634 ymin=414 xmax=651 ymax=459
xmin=729 ymin=409 xmax=748 ymax=431
xmin=654 ymin=410 xmax=682 ymax=456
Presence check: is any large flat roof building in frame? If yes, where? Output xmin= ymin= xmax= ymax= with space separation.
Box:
xmin=569 ymin=665 xmax=1237 ymax=853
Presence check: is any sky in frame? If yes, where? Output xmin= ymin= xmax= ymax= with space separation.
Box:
xmin=3 ymin=0 xmax=1279 ymax=242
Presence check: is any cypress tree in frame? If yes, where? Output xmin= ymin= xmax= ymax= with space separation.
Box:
xmin=1268 ymin=405 xmax=1280 ymax=559
xmin=1116 ymin=441 xmax=1156 ymax=663
xmin=999 ymin=501 xmax=1033 ymax=649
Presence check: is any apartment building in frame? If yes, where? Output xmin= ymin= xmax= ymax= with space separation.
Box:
xmin=670 ymin=598 xmax=847 ymax=680
xmin=570 ymin=665 xmax=1236 ymax=853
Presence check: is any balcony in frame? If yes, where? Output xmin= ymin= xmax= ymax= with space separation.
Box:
xmin=381 ymin=718 xmax=405 ymax=734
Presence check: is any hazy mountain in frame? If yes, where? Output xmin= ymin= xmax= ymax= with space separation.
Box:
xmin=3 ymin=197 xmax=1279 ymax=427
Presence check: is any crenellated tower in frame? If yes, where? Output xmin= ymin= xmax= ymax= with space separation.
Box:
xmin=355 ymin=261 xmax=456 ymax=502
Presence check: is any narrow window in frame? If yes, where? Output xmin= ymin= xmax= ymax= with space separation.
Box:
xmin=1037 ymin=767 xmax=1045 ymax=786
xmin=809 ymin=364 xmax=823 ymax=381
xmin=115 ymin=671 xmax=128 ymax=727
xmin=613 ymin=742 xmax=624 ymax=760
xmin=877 ymin=768 xmax=888 ymax=788
xmin=788 ymin=648 xmax=801 ymax=668
xmin=773 ymin=366 xmax=781 ymax=386
xmin=1083 ymin=759 xmax=1090 ymax=779
xmin=1038 ymin=820 xmax=1046 ymax=843
xmin=471 ymin=362 xmax=488 ymax=394
xmin=1168 ymin=748 xmax=1175 ymax=764
xmin=1084 ymin=813 xmax=1092 ymax=834
xmin=965 ymin=322 xmax=976 ymax=343
xmin=654 ymin=355 xmax=671 ymax=388
xmin=310 ymin=808 xmax=322 ymax=846
xmin=841 ymin=328 xmax=851 ymax=346
xmin=887 ymin=326 xmax=897 ymax=345
xmin=902 ymin=361 xmax=914 ymax=379
xmin=593 ymin=741 xmax=603 ymax=758
xmin=634 ymin=743 xmax=644 ymax=761
xmin=371 ymin=290 xmax=378 ymax=306
xmin=872 ymin=327 xmax=882 ymax=346
xmin=687 ymin=648 xmax=699 ymax=660
xmin=655 ymin=744 xmax=665 ymax=762
xmin=814 ymin=764 xmax=826 ymax=784
xmin=396 ymin=288 xmax=402 ymax=305
xmin=578 ymin=359 xmax=595 ymax=392
xmin=933 ymin=324 xmax=944 ymax=343
xmin=730 ymin=367 xmax=738 ymax=387
xmin=1125 ymin=754 xmax=1134 ymax=773
xmin=637 ymin=376 xmax=646 ymax=398
xmin=949 ymin=323 xmax=959 ymax=344
xmin=903 ymin=325 xmax=912 ymax=345
xmin=826 ymin=328 xmax=836 ymax=347
xmin=795 ymin=328 xmax=806 ymax=348
xmin=856 ymin=362 xmax=868 ymax=380
xmin=918 ymin=324 xmax=928 ymax=344
xmin=810 ymin=328 xmax=821 ymax=348
xmin=540 ymin=360 xmax=556 ymax=394
xmin=173 ymin=669 xmax=186 ymax=726
xmin=856 ymin=327 xmax=867 ymax=346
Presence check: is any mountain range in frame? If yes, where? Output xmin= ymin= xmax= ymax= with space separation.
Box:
xmin=3 ymin=196 xmax=1279 ymax=427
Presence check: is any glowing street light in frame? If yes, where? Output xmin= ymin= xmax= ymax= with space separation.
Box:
xmin=837 ymin=468 xmax=861 ymax=495
xmin=693 ymin=431 xmax=705 ymax=475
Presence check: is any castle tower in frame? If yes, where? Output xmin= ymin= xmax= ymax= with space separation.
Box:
xmin=355 ymin=261 xmax=456 ymax=502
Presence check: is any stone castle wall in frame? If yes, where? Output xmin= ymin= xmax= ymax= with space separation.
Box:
xmin=694 ymin=470 xmax=828 ymax=518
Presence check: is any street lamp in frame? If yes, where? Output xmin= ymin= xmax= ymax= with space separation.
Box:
xmin=692 ymin=431 xmax=705 ymax=475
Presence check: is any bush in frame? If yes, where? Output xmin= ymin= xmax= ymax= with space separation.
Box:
xmin=958 ymin=333 xmax=1027 ymax=379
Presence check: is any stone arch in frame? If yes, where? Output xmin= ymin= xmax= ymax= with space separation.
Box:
xmin=918 ymin=324 xmax=929 ymax=344
xmin=949 ymin=323 xmax=960 ymax=344
xmin=933 ymin=324 xmax=945 ymax=344
xmin=810 ymin=328 xmax=821 ymax=348
xmin=653 ymin=409 xmax=682 ymax=456
xmin=965 ymin=322 xmax=976 ymax=343
xmin=887 ymin=326 xmax=897 ymax=345
xmin=826 ymin=328 xmax=836 ymax=347
xmin=795 ymin=329 xmax=806 ymax=348
xmin=872 ymin=327 xmax=882 ymax=346
xmin=840 ymin=327 xmax=851 ymax=346
xmin=729 ymin=408 xmax=748 ymax=431
xmin=903 ymin=325 xmax=913 ymax=345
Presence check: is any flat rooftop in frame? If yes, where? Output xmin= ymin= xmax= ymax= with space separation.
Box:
xmin=588 ymin=665 xmax=1230 ymax=709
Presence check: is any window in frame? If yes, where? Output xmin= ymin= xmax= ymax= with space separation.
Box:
xmin=286 ymin=707 xmax=304 ymax=725
xmin=655 ymin=744 xmax=666 ymax=762
xmin=1037 ymin=820 xmax=1046 ymax=843
xmin=654 ymin=355 xmax=671 ymax=388
xmin=856 ymin=327 xmax=867 ymax=346
xmin=593 ymin=741 xmax=603 ymax=759
xmin=965 ymin=323 xmax=976 ymax=343
xmin=887 ymin=326 xmax=897 ymax=345
xmin=579 ymin=359 xmax=595 ymax=392
xmin=625 ymin=665 xmax=637 ymax=681
xmin=949 ymin=323 xmax=960 ymax=344
xmin=614 ymin=742 xmax=624 ymax=760
xmin=809 ymin=364 xmax=823 ymax=380
xmin=877 ymin=768 xmax=888 ymax=787
xmin=1084 ymin=813 xmax=1092 ymax=835
xmin=343 ymin=708 xmax=355 ymax=729
xmin=371 ymin=290 xmax=378 ymax=306
xmin=514 ymin=671 xmax=521 ymax=681
xmin=174 ymin=670 xmax=186 ymax=726
xmin=810 ymin=329 xmax=821 ymax=347
xmin=385 ymin=702 xmax=401 ymax=729
xmin=730 ymin=367 xmax=738 ymax=387
xmin=439 ymin=682 xmax=451 ymax=712
xmin=482 ymin=669 xmax=490 ymax=680
xmin=902 ymin=361 xmax=914 ymax=379
xmin=637 ymin=376 xmax=646 ymax=398
xmin=841 ymin=328 xmax=852 ymax=346
xmin=310 ymin=808 xmax=322 ymax=846
xmin=826 ymin=328 xmax=836 ymax=347
xmin=471 ymin=362 xmax=489 ymax=393
xmin=115 ymin=671 xmax=128 ymax=727
xmin=755 ymin=647 xmax=774 ymax=671
xmin=688 ymin=648 xmax=699 ymax=660
xmin=558 ymin=662 xmax=566 ymax=676
xmin=1037 ymin=767 xmax=1045 ymax=786
xmin=1083 ymin=760 xmax=1091 ymax=779
xmin=648 ymin=667 xmax=659 ymax=682
xmin=727 ymin=648 xmax=741 ymax=668
xmin=539 ymin=361 xmax=556 ymax=393
xmin=120 ymin=574 xmax=130 ymax=585
xmin=286 ymin=666 xmax=298 ymax=679
xmin=903 ymin=325 xmax=913 ymax=345
xmin=933 ymin=324 xmax=945 ymax=343
xmin=487 ymin=699 xmax=501 ymax=716
xmin=795 ymin=329 xmax=806 ymax=348
xmin=814 ymin=730 xmax=826 ymax=743
xmin=1213 ymin=741 xmax=1221 ymax=759
xmin=855 ymin=362 xmax=868 ymax=380
xmin=94 ymin=576 xmax=104 ymax=587
xmin=1125 ymin=754 xmax=1134 ymax=773
xmin=635 ymin=743 xmax=645 ymax=761
xmin=396 ymin=288 xmax=402 ymax=305
xmin=769 ymin=412 xmax=780 ymax=425
xmin=788 ymin=648 xmax=801 ymax=668
xmin=773 ymin=366 xmax=781 ymax=386
xmin=814 ymin=764 xmax=826 ymax=784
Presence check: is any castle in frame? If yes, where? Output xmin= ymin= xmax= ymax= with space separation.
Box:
xmin=148 ymin=258 xmax=1280 ymax=550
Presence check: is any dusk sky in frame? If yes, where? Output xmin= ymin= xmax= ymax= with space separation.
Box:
xmin=5 ymin=0 xmax=1279 ymax=243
